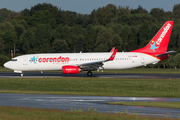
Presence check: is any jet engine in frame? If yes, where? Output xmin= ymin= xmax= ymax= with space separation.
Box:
xmin=62 ymin=66 xmax=81 ymax=74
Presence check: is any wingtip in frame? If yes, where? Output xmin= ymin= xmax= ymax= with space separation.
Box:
xmin=110 ymin=47 xmax=115 ymax=53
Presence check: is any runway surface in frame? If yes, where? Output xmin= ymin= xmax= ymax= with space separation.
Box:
xmin=0 ymin=72 xmax=180 ymax=79
xmin=1 ymin=93 xmax=180 ymax=118
xmin=1 ymin=72 xmax=180 ymax=118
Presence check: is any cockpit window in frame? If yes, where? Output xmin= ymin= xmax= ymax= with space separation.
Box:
xmin=11 ymin=59 xmax=17 ymax=61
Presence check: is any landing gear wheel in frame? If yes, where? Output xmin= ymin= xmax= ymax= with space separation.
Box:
xmin=87 ymin=71 xmax=92 ymax=76
xmin=20 ymin=73 xmax=24 ymax=77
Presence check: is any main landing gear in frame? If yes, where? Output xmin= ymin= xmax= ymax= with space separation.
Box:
xmin=87 ymin=71 xmax=92 ymax=76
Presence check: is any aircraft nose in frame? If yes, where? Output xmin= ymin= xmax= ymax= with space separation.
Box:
xmin=4 ymin=62 xmax=10 ymax=68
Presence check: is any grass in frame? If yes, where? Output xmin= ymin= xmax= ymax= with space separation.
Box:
xmin=108 ymin=102 xmax=180 ymax=109
xmin=1 ymin=67 xmax=180 ymax=74
xmin=1 ymin=78 xmax=180 ymax=97
xmin=0 ymin=106 xmax=178 ymax=120
xmin=0 ymin=67 xmax=13 ymax=72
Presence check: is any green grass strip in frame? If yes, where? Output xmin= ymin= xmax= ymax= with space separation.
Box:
xmin=0 ymin=106 xmax=177 ymax=120
xmin=108 ymin=102 xmax=180 ymax=109
xmin=1 ymin=78 xmax=180 ymax=97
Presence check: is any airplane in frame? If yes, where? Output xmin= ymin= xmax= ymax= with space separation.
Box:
xmin=4 ymin=21 xmax=175 ymax=76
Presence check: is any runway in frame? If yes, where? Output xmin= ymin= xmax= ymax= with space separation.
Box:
xmin=1 ymin=93 xmax=180 ymax=118
xmin=0 ymin=72 xmax=180 ymax=79
xmin=1 ymin=72 xmax=180 ymax=118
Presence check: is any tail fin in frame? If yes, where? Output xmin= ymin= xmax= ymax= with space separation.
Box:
xmin=131 ymin=21 xmax=174 ymax=54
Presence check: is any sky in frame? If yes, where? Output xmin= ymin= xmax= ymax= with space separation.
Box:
xmin=0 ymin=0 xmax=180 ymax=14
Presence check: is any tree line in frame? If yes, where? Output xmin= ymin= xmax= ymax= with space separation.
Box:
xmin=0 ymin=3 xmax=180 ymax=68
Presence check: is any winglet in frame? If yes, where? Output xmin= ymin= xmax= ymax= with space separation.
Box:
xmin=107 ymin=49 xmax=118 ymax=61
xmin=110 ymin=47 xmax=115 ymax=53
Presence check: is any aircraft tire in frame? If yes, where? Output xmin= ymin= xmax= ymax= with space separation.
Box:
xmin=87 ymin=71 xmax=92 ymax=76
xmin=20 ymin=73 xmax=24 ymax=77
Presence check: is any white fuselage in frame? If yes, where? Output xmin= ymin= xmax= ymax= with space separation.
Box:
xmin=4 ymin=52 xmax=159 ymax=72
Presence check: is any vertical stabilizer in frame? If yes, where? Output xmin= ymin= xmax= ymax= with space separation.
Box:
xmin=131 ymin=21 xmax=174 ymax=54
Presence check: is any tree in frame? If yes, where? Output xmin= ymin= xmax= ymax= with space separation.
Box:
xmin=173 ymin=4 xmax=180 ymax=12
xmin=167 ymin=53 xmax=180 ymax=69
xmin=117 ymin=6 xmax=130 ymax=16
xmin=126 ymin=26 xmax=139 ymax=51
xmin=34 ymin=24 xmax=53 ymax=53
xmin=0 ymin=8 xmax=12 ymax=23
xmin=149 ymin=24 xmax=159 ymax=39
xmin=57 ymin=25 xmax=71 ymax=42
xmin=51 ymin=39 xmax=69 ymax=53
xmin=0 ymin=22 xmax=16 ymax=54
xmin=95 ymin=43 xmax=109 ymax=52
xmin=61 ymin=11 xmax=77 ymax=26
xmin=131 ymin=5 xmax=148 ymax=14
xmin=0 ymin=37 xmax=4 ymax=52
xmin=0 ymin=55 xmax=9 ymax=66
xmin=29 ymin=3 xmax=58 ymax=16
xmin=15 ymin=24 xmax=25 ymax=39
xmin=111 ymin=34 xmax=123 ymax=51
xmin=95 ymin=28 xmax=113 ymax=52
xmin=150 ymin=8 xmax=167 ymax=22
xmin=18 ymin=20 xmax=28 ymax=29
xmin=173 ymin=4 xmax=180 ymax=19
xmin=19 ymin=29 xmax=35 ymax=53
xmin=0 ymin=21 xmax=15 ymax=32
xmin=120 ymin=25 xmax=130 ymax=51
xmin=84 ymin=24 xmax=96 ymax=52
xmin=69 ymin=25 xmax=85 ymax=52
xmin=28 ymin=10 xmax=56 ymax=28
xmin=95 ymin=4 xmax=116 ymax=25
xmin=6 ymin=12 xmax=20 ymax=21
xmin=20 ymin=8 xmax=30 ymax=16
xmin=138 ymin=23 xmax=150 ymax=47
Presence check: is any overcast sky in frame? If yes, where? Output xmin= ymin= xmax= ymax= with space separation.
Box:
xmin=0 ymin=0 xmax=180 ymax=14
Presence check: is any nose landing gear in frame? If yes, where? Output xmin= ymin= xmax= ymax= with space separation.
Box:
xmin=21 ymin=73 xmax=24 ymax=77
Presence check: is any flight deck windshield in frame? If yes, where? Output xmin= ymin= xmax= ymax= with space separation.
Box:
xmin=10 ymin=59 xmax=17 ymax=61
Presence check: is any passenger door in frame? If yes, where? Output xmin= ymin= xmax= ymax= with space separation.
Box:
xmin=23 ymin=57 xmax=28 ymax=65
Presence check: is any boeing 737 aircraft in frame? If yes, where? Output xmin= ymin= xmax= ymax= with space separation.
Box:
xmin=4 ymin=21 xmax=175 ymax=76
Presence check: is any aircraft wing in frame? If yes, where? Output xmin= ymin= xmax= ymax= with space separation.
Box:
xmin=77 ymin=49 xmax=118 ymax=71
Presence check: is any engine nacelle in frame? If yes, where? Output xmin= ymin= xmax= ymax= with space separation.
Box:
xmin=62 ymin=66 xmax=81 ymax=74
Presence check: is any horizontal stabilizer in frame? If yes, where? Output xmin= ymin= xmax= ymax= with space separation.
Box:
xmin=155 ymin=51 xmax=176 ymax=57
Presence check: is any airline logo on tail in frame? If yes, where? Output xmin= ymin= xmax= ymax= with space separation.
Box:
xmin=156 ymin=23 xmax=171 ymax=45
xmin=150 ymin=23 xmax=171 ymax=52
xmin=150 ymin=41 xmax=159 ymax=52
